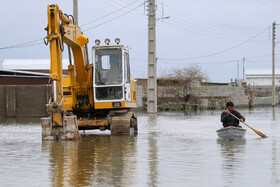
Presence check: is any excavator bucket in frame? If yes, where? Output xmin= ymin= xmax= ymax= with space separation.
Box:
xmin=42 ymin=115 xmax=80 ymax=140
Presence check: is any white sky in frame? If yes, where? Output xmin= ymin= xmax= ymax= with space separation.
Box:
xmin=1 ymin=0 xmax=280 ymax=82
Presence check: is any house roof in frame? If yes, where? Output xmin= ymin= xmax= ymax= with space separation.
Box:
xmin=245 ymin=69 xmax=280 ymax=77
xmin=0 ymin=59 xmax=70 ymax=70
xmin=0 ymin=69 xmax=50 ymax=77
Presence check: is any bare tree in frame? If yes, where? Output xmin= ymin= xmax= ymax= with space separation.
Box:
xmin=159 ymin=64 xmax=208 ymax=103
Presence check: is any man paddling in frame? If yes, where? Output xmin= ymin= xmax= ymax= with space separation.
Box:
xmin=221 ymin=102 xmax=245 ymax=128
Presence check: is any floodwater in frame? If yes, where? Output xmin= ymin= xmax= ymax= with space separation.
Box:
xmin=0 ymin=107 xmax=280 ymax=186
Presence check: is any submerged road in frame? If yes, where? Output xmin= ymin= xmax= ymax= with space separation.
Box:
xmin=0 ymin=106 xmax=279 ymax=186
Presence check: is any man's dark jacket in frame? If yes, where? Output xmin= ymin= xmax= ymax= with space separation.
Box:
xmin=221 ymin=110 xmax=245 ymax=127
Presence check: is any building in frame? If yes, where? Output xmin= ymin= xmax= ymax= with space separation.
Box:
xmin=245 ymin=69 xmax=280 ymax=87
xmin=0 ymin=69 xmax=50 ymax=85
xmin=0 ymin=59 xmax=72 ymax=85
xmin=0 ymin=59 xmax=70 ymax=74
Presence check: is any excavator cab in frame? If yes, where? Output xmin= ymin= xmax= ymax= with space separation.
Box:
xmin=92 ymin=39 xmax=136 ymax=109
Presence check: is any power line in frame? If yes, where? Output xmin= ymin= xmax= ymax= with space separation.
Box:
xmin=101 ymin=0 xmax=143 ymax=16
xmin=158 ymin=7 xmax=269 ymax=41
xmin=246 ymin=59 xmax=277 ymax=63
xmin=156 ymin=1 xmax=271 ymax=41
xmin=1 ymin=2 xmax=145 ymax=50
xmin=1 ymin=1 xmax=145 ymax=50
xmin=131 ymin=58 xmax=146 ymax=62
xmin=83 ymin=2 xmax=145 ymax=31
xmin=133 ymin=54 xmax=276 ymax=63
xmin=246 ymin=60 xmax=272 ymax=66
xmin=269 ymin=0 xmax=280 ymax=5
xmin=158 ymin=59 xmax=237 ymax=65
xmin=1 ymin=1 xmax=145 ymax=51
xmin=0 ymin=39 xmax=43 ymax=50
xmin=163 ymin=21 xmax=269 ymax=41
xmin=1 ymin=2 xmax=143 ymax=50
xmin=158 ymin=27 xmax=270 ymax=61
xmin=158 ymin=1 xmax=267 ymax=30
xmin=81 ymin=0 xmax=142 ymax=27
xmin=246 ymin=54 xmax=272 ymax=58
xmin=166 ymin=14 xmax=267 ymax=36
xmin=254 ymin=0 xmax=280 ymax=11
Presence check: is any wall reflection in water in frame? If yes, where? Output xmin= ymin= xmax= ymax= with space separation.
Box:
xmin=0 ymin=117 xmax=42 ymax=125
xmin=217 ymin=139 xmax=246 ymax=185
xmin=42 ymin=135 xmax=137 ymax=186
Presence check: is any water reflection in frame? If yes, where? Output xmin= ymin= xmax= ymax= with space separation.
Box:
xmin=271 ymin=138 xmax=280 ymax=185
xmin=272 ymin=106 xmax=276 ymax=120
xmin=0 ymin=117 xmax=41 ymax=124
xmin=1 ymin=107 xmax=280 ymax=186
xmin=217 ymin=139 xmax=246 ymax=185
xmin=42 ymin=135 xmax=137 ymax=186
xmin=147 ymin=114 xmax=159 ymax=187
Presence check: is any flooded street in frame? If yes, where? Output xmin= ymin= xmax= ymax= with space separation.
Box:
xmin=0 ymin=106 xmax=280 ymax=186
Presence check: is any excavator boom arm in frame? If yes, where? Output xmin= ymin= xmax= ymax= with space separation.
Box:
xmin=45 ymin=4 xmax=92 ymax=108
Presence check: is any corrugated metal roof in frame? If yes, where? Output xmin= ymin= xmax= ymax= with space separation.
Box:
xmin=0 ymin=69 xmax=50 ymax=76
xmin=0 ymin=59 xmax=70 ymax=70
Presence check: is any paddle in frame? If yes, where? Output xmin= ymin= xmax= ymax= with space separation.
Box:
xmin=229 ymin=112 xmax=267 ymax=138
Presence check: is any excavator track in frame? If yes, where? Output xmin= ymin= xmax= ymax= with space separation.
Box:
xmin=109 ymin=111 xmax=138 ymax=135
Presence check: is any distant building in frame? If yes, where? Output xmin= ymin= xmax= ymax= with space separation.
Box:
xmin=245 ymin=69 xmax=280 ymax=87
xmin=0 ymin=59 xmax=71 ymax=85
xmin=0 ymin=69 xmax=50 ymax=85
xmin=0 ymin=59 xmax=70 ymax=74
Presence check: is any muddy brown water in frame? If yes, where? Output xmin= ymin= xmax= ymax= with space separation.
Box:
xmin=0 ymin=106 xmax=279 ymax=186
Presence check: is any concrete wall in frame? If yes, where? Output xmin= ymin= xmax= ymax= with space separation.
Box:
xmin=137 ymin=84 xmax=280 ymax=110
xmin=198 ymin=96 xmax=249 ymax=109
xmin=189 ymin=86 xmax=248 ymax=109
xmin=136 ymin=84 xmax=250 ymax=110
xmin=0 ymin=85 xmax=51 ymax=117
xmin=196 ymin=86 xmax=246 ymax=97
xmin=230 ymin=96 xmax=249 ymax=107
xmin=253 ymin=96 xmax=279 ymax=106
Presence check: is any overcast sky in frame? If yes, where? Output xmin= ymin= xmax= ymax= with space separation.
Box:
xmin=1 ymin=0 xmax=280 ymax=82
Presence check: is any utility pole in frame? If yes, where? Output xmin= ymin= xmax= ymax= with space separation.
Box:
xmin=243 ymin=58 xmax=245 ymax=80
xmin=147 ymin=0 xmax=157 ymax=113
xmin=272 ymin=21 xmax=276 ymax=107
xmin=237 ymin=60 xmax=239 ymax=79
xmin=73 ymin=0 xmax=78 ymax=25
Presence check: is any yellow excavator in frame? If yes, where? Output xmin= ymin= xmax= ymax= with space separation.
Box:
xmin=42 ymin=4 xmax=138 ymax=140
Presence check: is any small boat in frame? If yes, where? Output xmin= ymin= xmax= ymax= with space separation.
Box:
xmin=216 ymin=126 xmax=247 ymax=140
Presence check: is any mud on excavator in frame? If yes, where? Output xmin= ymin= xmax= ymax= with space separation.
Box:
xmin=42 ymin=4 xmax=138 ymax=140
